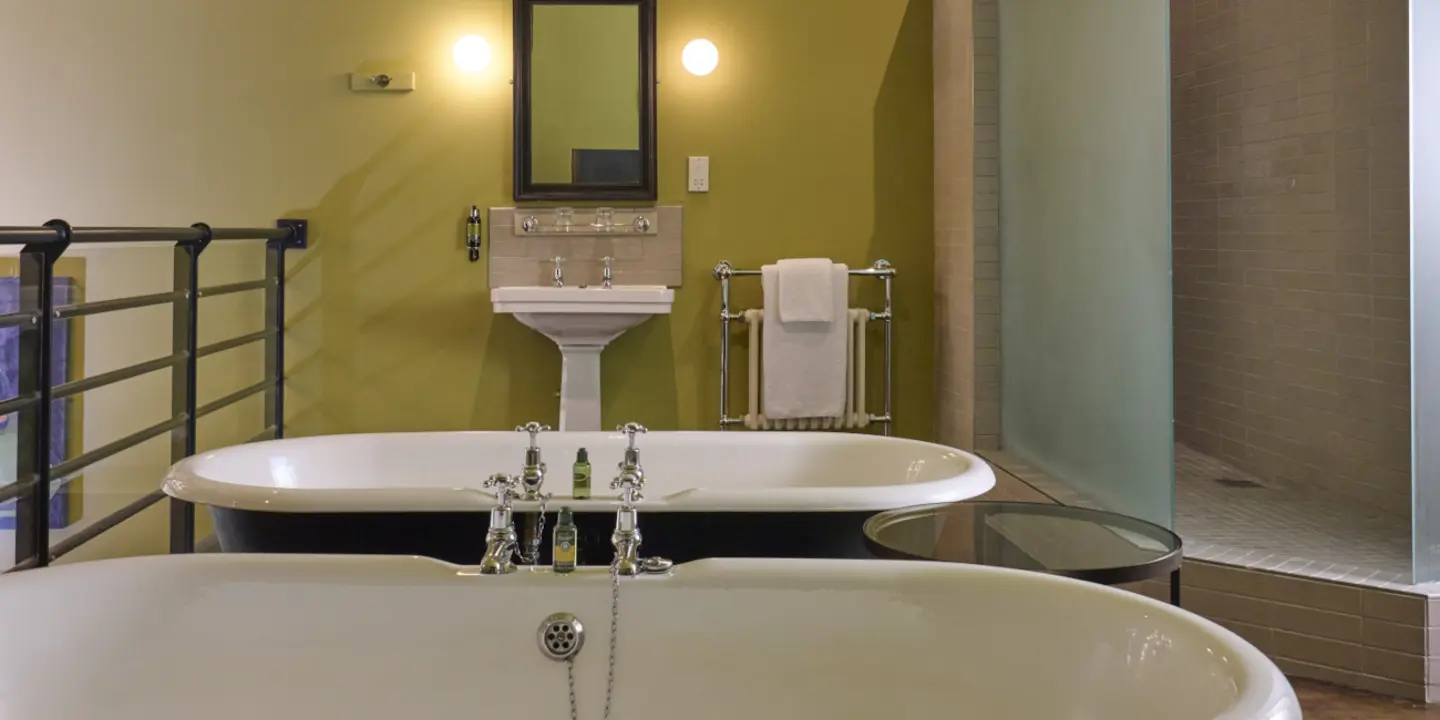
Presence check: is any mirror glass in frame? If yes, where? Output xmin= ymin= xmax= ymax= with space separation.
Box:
xmin=515 ymin=0 xmax=654 ymax=201
xmin=529 ymin=4 xmax=641 ymax=186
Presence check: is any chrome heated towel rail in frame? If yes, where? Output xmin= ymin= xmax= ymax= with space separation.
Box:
xmin=712 ymin=259 xmax=895 ymax=436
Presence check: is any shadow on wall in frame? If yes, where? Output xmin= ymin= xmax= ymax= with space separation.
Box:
xmin=603 ymin=319 xmax=680 ymax=430
xmin=869 ymin=0 xmax=935 ymax=437
xmin=280 ymin=102 xmax=563 ymax=436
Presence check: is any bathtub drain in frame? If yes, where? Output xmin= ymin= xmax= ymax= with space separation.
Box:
xmin=538 ymin=613 xmax=585 ymax=661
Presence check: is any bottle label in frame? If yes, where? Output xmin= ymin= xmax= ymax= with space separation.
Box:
xmin=555 ymin=537 xmax=576 ymax=566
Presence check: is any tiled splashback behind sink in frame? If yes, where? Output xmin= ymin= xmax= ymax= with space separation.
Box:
xmin=488 ymin=207 xmax=683 ymax=288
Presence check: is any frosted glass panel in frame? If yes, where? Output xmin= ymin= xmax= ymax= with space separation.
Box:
xmin=1412 ymin=0 xmax=1439 ymax=583
xmin=998 ymin=0 xmax=1173 ymax=527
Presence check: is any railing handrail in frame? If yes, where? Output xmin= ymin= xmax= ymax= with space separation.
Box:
xmin=0 ymin=222 xmax=305 ymax=246
xmin=0 ymin=218 xmax=306 ymax=572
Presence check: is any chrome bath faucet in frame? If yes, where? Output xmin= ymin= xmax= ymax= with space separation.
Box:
xmin=480 ymin=473 xmax=520 ymax=575
xmin=515 ymin=422 xmax=551 ymax=498
xmin=611 ymin=422 xmax=649 ymax=576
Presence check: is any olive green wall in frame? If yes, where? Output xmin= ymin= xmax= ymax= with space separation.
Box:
xmin=287 ymin=0 xmax=936 ymax=440
xmin=529 ymin=5 xmax=641 ymax=184
xmin=1 ymin=0 xmax=936 ymax=473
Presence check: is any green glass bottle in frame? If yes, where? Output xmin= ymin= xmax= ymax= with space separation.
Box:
xmin=553 ymin=507 xmax=578 ymax=573
xmin=572 ymin=448 xmax=592 ymax=499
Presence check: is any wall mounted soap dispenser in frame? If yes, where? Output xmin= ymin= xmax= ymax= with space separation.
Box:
xmin=466 ymin=206 xmax=482 ymax=262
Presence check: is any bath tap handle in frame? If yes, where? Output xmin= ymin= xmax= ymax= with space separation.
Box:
xmin=484 ymin=473 xmax=520 ymax=506
xmin=516 ymin=422 xmax=551 ymax=448
xmin=619 ymin=483 xmax=643 ymax=508
xmin=611 ymin=469 xmax=644 ymax=492
xmin=615 ymin=423 xmax=647 ymax=450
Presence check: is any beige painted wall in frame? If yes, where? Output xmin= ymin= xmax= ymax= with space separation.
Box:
xmin=0 ymin=0 xmax=935 ymax=561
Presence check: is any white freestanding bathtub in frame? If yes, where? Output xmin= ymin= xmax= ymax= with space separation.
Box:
xmin=163 ymin=430 xmax=995 ymax=564
xmin=0 ymin=554 xmax=1300 ymax=719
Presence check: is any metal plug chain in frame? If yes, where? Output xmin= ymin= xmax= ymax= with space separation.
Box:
xmin=565 ymin=559 xmax=622 ymax=720
xmin=605 ymin=559 xmax=619 ymax=719
xmin=519 ymin=493 xmax=550 ymax=565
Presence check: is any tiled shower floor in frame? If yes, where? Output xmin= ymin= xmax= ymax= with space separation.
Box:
xmin=983 ymin=445 xmax=1420 ymax=590
xmin=1175 ymin=444 xmax=1414 ymax=588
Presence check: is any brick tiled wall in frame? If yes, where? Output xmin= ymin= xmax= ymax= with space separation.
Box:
xmin=934 ymin=0 xmax=999 ymax=452
xmin=972 ymin=0 xmax=1001 ymax=451
xmin=934 ymin=0 xmax=975 ymax=449
xmin=487 ymin=207 xmax=683 ymax=289
xmin=1171 ymin=0 xmax=1410 ymax=513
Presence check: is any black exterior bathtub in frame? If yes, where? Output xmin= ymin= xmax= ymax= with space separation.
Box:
xmin=209 ymin=506 xmax=878 ymax=565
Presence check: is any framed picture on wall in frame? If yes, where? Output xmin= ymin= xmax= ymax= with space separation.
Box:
xmin=0 ymin=277 xmax=78 ymax=530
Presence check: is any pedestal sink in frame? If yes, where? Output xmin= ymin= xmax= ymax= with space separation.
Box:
xmin=491 ymin=285 xmax=675 ymax=430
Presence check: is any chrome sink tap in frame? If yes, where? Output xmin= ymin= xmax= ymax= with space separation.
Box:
xmin=480 ymin=473 xmax=520 ymax=575
xmin=611 ymin=423 xmax=648 ymax=576
xmin=601 ymin=256 xmax=615 ymax=289
xmin=515 ymin=422 xmax=551 ymax=499
xmin=551 ymin=256 xmax=566 ymax=288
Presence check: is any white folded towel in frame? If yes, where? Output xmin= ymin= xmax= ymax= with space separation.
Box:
xmin=776 ymin=258 xmax=840 ymax=323
xmin=761 ymin=263 xmax=849 ymax=420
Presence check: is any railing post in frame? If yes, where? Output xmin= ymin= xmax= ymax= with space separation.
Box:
xmin=264 ymin=235 xmax=285 ymax=440
xmin=168 ymin=224 xmax=211 ymax=554
xmin=14 ymin=220 xmax=70 ymax=568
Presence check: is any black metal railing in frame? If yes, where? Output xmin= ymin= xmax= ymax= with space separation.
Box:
xmin=0 ymin=219 xmax=306 ymax=571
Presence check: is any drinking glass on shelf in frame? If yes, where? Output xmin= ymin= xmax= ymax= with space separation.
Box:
xmin=593 ymin=207 xmax=615 ymax=231
xmin=555 ymin=207 xmax=574 ymax=232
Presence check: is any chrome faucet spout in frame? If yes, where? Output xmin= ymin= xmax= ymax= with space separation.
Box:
xmin=551 ymin=256 xmax=566 ymax=288
xmin=612 ymin=504 xmax=643 ymax=576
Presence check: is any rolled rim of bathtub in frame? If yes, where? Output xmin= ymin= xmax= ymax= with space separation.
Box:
xmin=161 ymin=431 xmax=998 ymax=514
xmin=0 ymin=554 xmax=1302 ymax=720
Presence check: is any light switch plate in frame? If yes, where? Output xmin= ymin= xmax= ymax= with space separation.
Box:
xmin=688 ymin=156 xmax=710 ymax=192
xmin=349 ymin=72 xmax=416 ymax=92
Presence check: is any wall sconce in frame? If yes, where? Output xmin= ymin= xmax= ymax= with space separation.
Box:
xmin=454 ymin=35 xmax=491 ymax=72
xmin=682 ymin=39 xmax=719 ymax=76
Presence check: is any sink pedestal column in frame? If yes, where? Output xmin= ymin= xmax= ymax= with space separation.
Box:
xmin=491 ymin=285 xmax=674 ymax=430
xmin=558 ymin=345 xmax=604 ymax=431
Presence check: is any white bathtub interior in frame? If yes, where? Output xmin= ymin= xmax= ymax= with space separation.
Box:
xmin=0 ymin=554 xmax=1299 ymax=720
xmin=165 ymin=431 xmax=996 ymax=512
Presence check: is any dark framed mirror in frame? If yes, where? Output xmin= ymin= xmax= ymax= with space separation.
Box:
xmin=514 ymin=0 xmax=657 ymax=202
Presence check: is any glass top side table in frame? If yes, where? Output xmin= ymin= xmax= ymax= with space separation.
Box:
xmin=864 ymin=501 xmax=1184 ymax=606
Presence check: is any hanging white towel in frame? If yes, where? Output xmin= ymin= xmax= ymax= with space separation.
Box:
xmin=776 ymin=258 xmax=840 ymax=323
xmin=761 ymin=263 xmax=849 ymax=419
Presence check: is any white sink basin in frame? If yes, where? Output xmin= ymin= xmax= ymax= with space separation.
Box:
xmin=491 ymin=285 xmax=674 ymax=346
xmin=490 ymin=285 xmax=674 ymax=430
